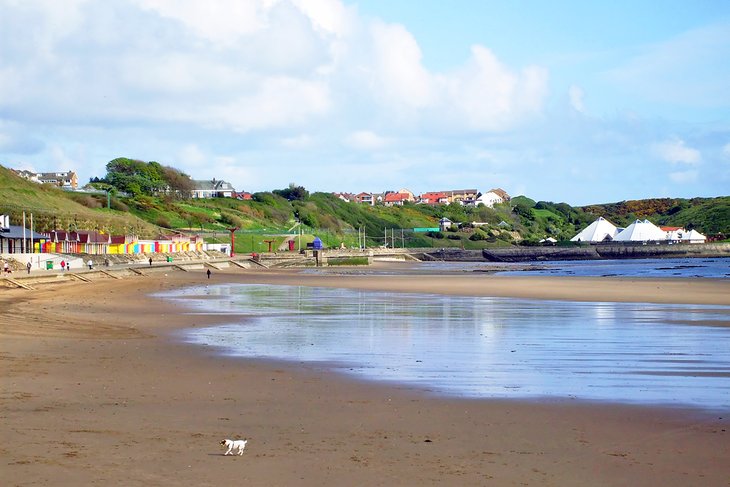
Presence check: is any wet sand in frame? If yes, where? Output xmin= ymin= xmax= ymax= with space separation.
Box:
xmin=2 ymin=267 xmax=729 ymax=486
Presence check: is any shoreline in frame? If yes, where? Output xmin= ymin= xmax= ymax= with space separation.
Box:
xmin=2 ymin=267 xmax=729 ymax=485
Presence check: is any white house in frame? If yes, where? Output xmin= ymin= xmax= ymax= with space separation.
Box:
xmin=190 ymin=179 xmax=236 ymax=198
xmin=476 ymin=191 xmax=504 ymax=208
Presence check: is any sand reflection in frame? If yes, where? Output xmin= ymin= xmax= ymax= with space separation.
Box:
xmin=165 ymin=284 xmax=730 ymax=410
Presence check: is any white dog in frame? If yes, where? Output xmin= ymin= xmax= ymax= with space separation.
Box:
xmin=220 ymin=438 xmax=248 ymax=456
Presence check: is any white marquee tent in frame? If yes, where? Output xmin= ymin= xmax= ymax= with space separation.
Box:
xmin=613 ymin=219 xmax=667 ymax=242
xmin=682 ymin=229 xmax=707 ymax=244
xmin=570 ymin=217 xmax=619 ymax=242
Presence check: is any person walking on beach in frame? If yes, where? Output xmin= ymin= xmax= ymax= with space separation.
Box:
xmin=206 ymin=269 xmax=211 ymax=279
xmin=26 ymin=262 xmax=31 ymax=274
xmin=2 ymin=261 xmax=8 ymax=274
xmin=87 ymin=259 xmax=93 ymax=270
xmin=149 ymin=257 xmax=153 ymax=266
xmin=60 ymin=260 xmax=66 ymax=271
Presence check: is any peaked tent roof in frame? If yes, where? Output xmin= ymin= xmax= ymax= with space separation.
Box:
xmin=683 ymin=229 xmax=706 ymax=242
xmin=613 ymin=219 xmax=667 ymax=242
xmin=570 ymin=217 xmax=619 ymax=242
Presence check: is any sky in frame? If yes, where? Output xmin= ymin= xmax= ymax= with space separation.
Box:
xmin=1 ymin=0 xmax=729 ymax=206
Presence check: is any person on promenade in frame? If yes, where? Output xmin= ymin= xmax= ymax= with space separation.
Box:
xmin=206 ymin=269 xmax=211 ymax=279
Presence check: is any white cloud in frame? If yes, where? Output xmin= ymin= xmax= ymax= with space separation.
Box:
xmin=291 ymin=0 xmax=350 ymax=36
xmin=606 ymin=22 xmax=730 ymax=108
xmin=9 ymin=0 xmax=726 ymax=204
xmin=49 ymin=145 xmax=78 ymax=171
xmin=569 ymin=85 xmax=586 ymax=113
xmin=0 ymin=0 xmax=549 ymax=138
xmin=368 ymin=21 xmax=435 ymax=110
xmin=669 ymin=170 xmax=698 ymax=183
xmin=345 ymin=130 xmax=389 ymax=150
xmin=281 ymin=134 xmax=315 ymax=149
xmin=131 ymin=0 xmax=267 ymax=45
xmin=437 ymin=46 xmax=548 ymax=131
xmin=652 ymin=138 xmax=701 ymax=165
xmin=178 ymin=144 xmax=206 ymax=167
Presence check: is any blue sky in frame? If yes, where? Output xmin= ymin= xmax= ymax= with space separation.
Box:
xmin=1 ymin=0 xmax=729 ymax=205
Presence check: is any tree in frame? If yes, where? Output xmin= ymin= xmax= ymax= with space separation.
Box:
xmin=103 ymin=158 xmax=190 ymax=197
xmin=161 ymin=166 xmax=194 ymax=198
xmin=273 ymin=183 xmax=309 ymax=201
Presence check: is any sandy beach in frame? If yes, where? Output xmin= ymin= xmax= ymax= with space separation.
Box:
xmin=2 ymin=266 xmax=729 ymax=486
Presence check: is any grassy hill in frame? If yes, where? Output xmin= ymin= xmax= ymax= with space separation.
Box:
xmin=1 ymin=164 xmax=728 ymax=253
xmin=582 ymin=197 xmax=730 ymax=235
xmin=0 ymin=165 xmax=159 ymax=236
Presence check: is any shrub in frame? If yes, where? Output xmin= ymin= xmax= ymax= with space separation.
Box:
xmin=220 ymin=211 xmax=244 ymax=228
xmin=155 ymin=215 xmax=171 ymax=228
xmin=469 ymin=229 xmax=488 ymax=241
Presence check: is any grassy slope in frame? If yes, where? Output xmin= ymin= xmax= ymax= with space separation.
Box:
xmin=3 ymin=164 xmax=728 ymax=247
xmin=581 ymin=197 xmax=730 ymax=236
xmin=0 ymin=165 xmax=159 ymax=236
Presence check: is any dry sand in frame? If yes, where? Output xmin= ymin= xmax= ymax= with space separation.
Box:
xmin=1 ymin=267 xmax=729 ymax=486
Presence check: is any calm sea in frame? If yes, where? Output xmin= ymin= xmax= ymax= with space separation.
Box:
xmin=419 ymin=257 xmax=730 ymax=278
xmin=162 ymin=283 xmax=730 ymax=411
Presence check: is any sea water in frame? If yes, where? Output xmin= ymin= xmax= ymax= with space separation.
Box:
xmin=419 ymin=257 xmax=730 ymax=278
xmin=163 ymin=284 xmax=730 ymax=411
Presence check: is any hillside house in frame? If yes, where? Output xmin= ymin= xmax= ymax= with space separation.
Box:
xmin=355 ymin=192 xmax=374 ymax=205
xmin=190 ymin=179 xmax=236 ymax=198
xmin=445 ymin=189 xmax=478 ymax=205
xmin=476 ymin=191 xmax=504 ymax=208
xmin=384 ymin=192 xmax=414 ymax=206
xmin=333 ymin=192 xmax=355 ymax=202
xmin=488 ymin=188 xmax=511 ymax=202
xmin=418 ymin=192 xmax=449 ymax=205
xmin=14 ymin=169 xmax=78 ymax=189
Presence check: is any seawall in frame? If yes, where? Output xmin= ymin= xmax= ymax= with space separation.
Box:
xmin=480 ymin=243 xmax=730 ymax=262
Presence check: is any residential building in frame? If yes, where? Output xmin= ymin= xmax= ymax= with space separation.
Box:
xmin=418 ymin=192 xmax=449 ymax=205
xmin=661 ymin=226 xmax=685 ymax=243
xmin=333 ymin=192 xmax=355 ymax=202
xmin=233 ymin=191 xmax=253 ymax=200
xmin=444 ymin=189 xmax=478 ymax=205
xmin=190 ymin=178 xmax=236 ymax=198
xmin=476 ymin=192 xmax=502 ymax=207
xmin=383 ymin=192 xmax=413 ymax=206
xmin=488 ymin=188 xmax=511 ymax=202
xmin=355 ymin=192 xmax=374 ymax=205
xmin=14 ymin=169 xmax=78 ymax=189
